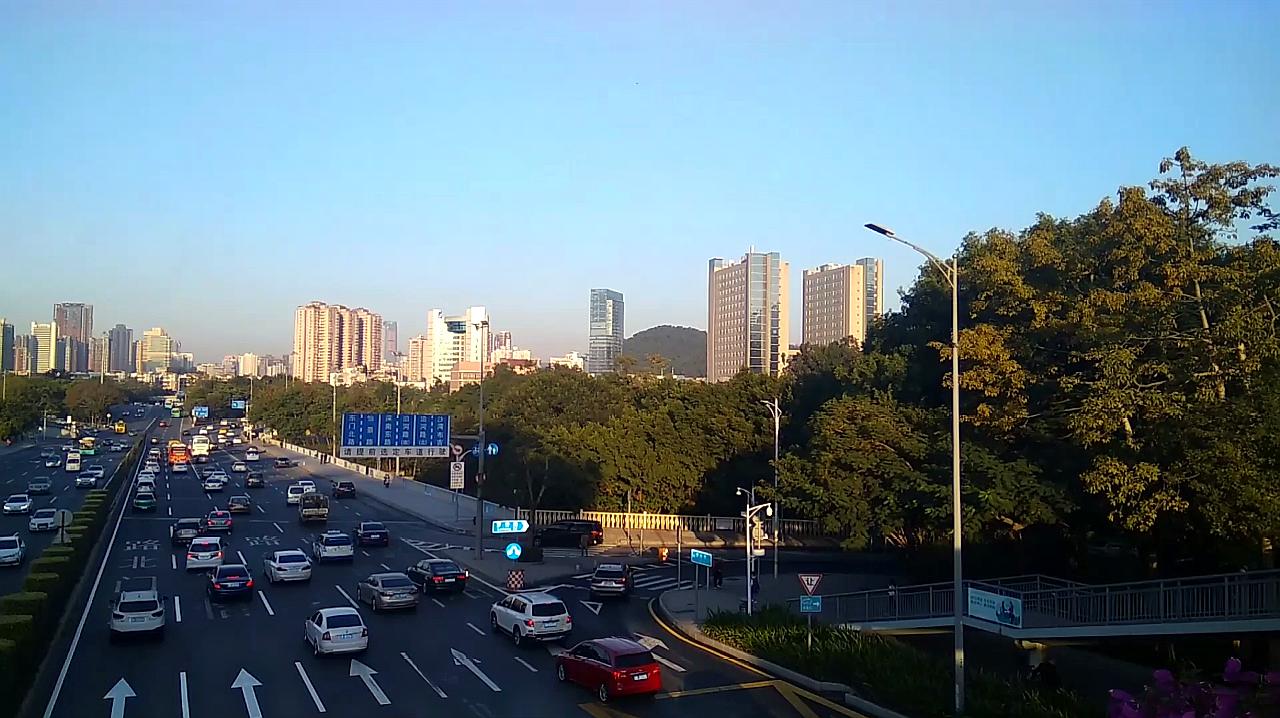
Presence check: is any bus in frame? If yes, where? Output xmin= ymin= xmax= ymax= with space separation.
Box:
xmin=163 ymin=397 xmax=175 ymax=409
xmin=114 ymin=421 xmax=127 ymax=434
xmin=170 ymin=407 xmax=181 ymax=418
xmin=78 ymin=436 xmax=97 ymax=455
xmin=167 ymin=440 xmax=191 ymax=466
xmin=191 ymin=435 xmax=211 ymax=459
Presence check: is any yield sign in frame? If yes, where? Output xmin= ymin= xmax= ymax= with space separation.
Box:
xmin=798 ymin=573 xmax=823 ymax=596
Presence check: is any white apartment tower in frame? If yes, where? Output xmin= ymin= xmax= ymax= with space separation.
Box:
xmin=706 ymin=251 xmax=790 ymax=382
xmin=855 ymin=257 xmax=885 ymax=331
xmin=292 ymin=301 xmax=384 ymax=384
xmin=802 ymin=263 xmax=868 ymax=347
xmin=407 ymin=307 xmax=489 ymax=387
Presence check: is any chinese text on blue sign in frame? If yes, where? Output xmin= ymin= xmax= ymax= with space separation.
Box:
xmin=799 ymin=596 xmax=823 ymax=614
xmin=230 ymin=399 xmax=246 ymax=410
xmin=491 ymin=520 xmax=529 ymax=535
xmin=193 ymin=406 xmax=209 ymax=419
xmin=339 ymin=413 xmax=451 ymax=458
xmin=690 ymin=549 xmax=713 ymax=567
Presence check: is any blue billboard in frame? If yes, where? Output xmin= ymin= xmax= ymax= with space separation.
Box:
xmin=230 ymin=399 xmax=247 ymax=410
xmin=339 ymin=413 xmax=451 ymax=458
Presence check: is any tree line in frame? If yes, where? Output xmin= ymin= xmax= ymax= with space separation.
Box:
xmin=0 ymin=375 xmax=155 ymax=440
xmin=186 ymin=149 xmax=1278 ymax=577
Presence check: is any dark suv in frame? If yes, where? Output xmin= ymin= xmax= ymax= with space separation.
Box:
xmin=332 ymin=481 xmax=356 ymax=498
xmin=533 ymin=520 xmax=605 ymax=548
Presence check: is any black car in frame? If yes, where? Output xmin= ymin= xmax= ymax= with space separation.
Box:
xmin=169 ymin=518 xmax=204 ymax=546
xmin=406 ymin=558 xmax=468 ymax=593
xmin=533 ymin=520 xmax=605 ymax=548
xmin=245 ymin=472 xmax=265 ymax=488
xmin=207 ymin=564 xmax=254 ymax=601
xmin=194 ymin=455 xmax=209 ymax=463
xmin=354 ymin=521 xmax=389 ymax=546
xmin=273 ymin=457 xmax=292 ymax=469
xmin=332 ymin=481 xmax=356 ymax=498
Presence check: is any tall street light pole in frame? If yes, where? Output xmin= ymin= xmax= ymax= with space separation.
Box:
xmin=394 ymin=382 xmax=402 ymax=480
xmin=474 ymin=318 xmax=489 ymax=561
xmin=760 ymin=398 xmax=782 ymax=578
xmin=331 ymin=381 xmax=337 ymax=457
xmin=865 ymin=222 xmax=964 ymax=715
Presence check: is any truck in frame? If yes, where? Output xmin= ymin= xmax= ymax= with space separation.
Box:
xmin=299 ymin=493 xmax=329 ymax=524
xmin=167 ymin=440 xmax=191 ymax=466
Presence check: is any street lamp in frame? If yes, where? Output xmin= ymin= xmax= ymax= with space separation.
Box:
xmin=735 ymin=487 xmax=772 ymax=616
xmin=760 ymin=398 xmax=782 ymax=578
xmin=865 ymin=222 xmax=964 ymax=715
xmin=473 ymin=318 xmax=490 ymax=561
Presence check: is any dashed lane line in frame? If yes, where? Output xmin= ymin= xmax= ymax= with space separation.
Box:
xmin=258 ymin=590 xmax=275 ymax=616
xmin=174 ymin=596 xmax=182 ymax=623
xmin=431 ymin=598 xmax=446 ymax=608
xmin=513 ymin=657 xmax=538 ymax=673
xmin=400 ymin=652 xmax=447 ymax=699
xmin=294 ymin=662 xmax=327 ymax=713
xmin=179 ymin=671 xmax=190 ymax=718
xmin=335 ymin=584 xmax=359 ymax=609
xmin=466 ymin=622 xmax=486 ymax=636
xmin=273 ymin=522 xmax=284 ymax=533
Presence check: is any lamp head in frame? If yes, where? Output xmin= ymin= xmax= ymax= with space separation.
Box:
xmin=864 ymin=223 xmax=896 ymax=238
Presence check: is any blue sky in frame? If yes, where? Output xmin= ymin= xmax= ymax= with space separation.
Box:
xmin=1 ymin=1 xmax=1277 ymax=362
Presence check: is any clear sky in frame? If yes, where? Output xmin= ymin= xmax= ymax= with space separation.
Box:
xmin=1 ymin=1 xmax=1277 ymax=362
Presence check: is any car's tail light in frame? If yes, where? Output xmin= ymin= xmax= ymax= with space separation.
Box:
xmin=432 ymin=576 xmax=444 ymax=583
xmin=566 ymin=615 xmax=572 ymax=624
xmin=151 ymin=610 xmax=164 ymax=617
xmin=214 ymin=551 xmax=223 ymax=558
xmin=111 ymin=612 xmax=124 ymax=620
xmin=245 ymin=579 xmax=254 ymax=588
xmin=464 ymin=570 xmax=470 ymax=578
xmin=186 ymin=553 xmax=195 ymax=561
xmin=360 ymin=627 xmax=368 ymax=637
xmin=613 ymin=669 xmax=627 ymax=681
xmin=213 ymin=582 xmax=222 ymax=589
xmin=524 ymin=618 xmax=535 ymax=628
xmin=322 ymin=631 xmax=331 ymax=640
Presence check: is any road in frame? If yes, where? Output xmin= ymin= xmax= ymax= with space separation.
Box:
xmin=0 ymin=405 xmax=155 ymax=596
xmin=30 ymin=419 xmax=860 ymax=718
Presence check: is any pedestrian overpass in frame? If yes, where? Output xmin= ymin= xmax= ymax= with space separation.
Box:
xmin=789 ymin=570 xmax=1280 ymax=639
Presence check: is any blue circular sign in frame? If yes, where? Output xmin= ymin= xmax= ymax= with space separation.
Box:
xmin=504 ymin=542 xmax=522 ymax=561
xmin=486 ymin=442 xmax=500 ymax=456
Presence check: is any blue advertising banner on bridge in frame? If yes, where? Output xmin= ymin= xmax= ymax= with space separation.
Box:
xmin=339 ymin=413 xmax=451 ymax=458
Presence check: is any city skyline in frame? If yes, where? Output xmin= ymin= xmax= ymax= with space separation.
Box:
xmin=5 ymin=5 xmax=1273 ymax=361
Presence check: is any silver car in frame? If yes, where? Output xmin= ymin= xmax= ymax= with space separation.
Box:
xmin=356 ymin=572 xmax=420 ymax=612
xmin=0 ymin=535 xmax=25 ymax=566
xmin=263 ymin=549 xmax=312 ymax=583
xmin=185 ymin=537 xmax=224 ymax=570
xmin=2 ymin=494 xmax=33 ymax=515
xmin=28 ymin=508 xmax=58 ymax=532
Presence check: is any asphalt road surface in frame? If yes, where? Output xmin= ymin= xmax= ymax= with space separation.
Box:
xmin=31 ymin=419 xmax=861 ymax=718
xmin=0 ymin=405 xmax=154 ymax=596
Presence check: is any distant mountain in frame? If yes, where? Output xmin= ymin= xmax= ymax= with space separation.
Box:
xmin=620 ymin=325 xmax=706 ymax=377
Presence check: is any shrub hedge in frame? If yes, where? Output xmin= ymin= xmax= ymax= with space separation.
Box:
xmin=0 ymin=592 xmax=48 ymax=619
xmin=701 ymin=607 xmax=1094 ymax=718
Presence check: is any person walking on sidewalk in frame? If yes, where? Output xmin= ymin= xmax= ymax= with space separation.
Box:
xmin=712 ymin=564 xmax=723 ymax=589
xmin=579 ymin=531 xmax=591 ymax=557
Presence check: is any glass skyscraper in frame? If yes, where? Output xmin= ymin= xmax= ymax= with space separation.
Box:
xmin=587 ymin=289 xmax=624 ymax=375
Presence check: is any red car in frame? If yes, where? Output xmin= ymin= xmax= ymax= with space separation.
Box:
xmin=555 ymin=637 xmax=662 ymax=702
xmin=203 ymin=510 xmax=233 ymax=533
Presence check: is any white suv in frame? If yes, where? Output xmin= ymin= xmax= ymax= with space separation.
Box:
xmin=490 ymin=592 xmax=572 ymax=647
xmin=109 ymin=580 xmax=165 ymax=639
xmin=186 ymin=536 xmax=224 ymax=570
xmin=263 ymin=549 xmax=313 ymax=583
xmin=311 ymin=531 xmax=354 ymax=562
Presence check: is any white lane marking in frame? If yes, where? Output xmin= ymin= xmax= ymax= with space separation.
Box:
xmin=401 ymin=651 xmax=447 ymax=698
xmin=62 ymin=485 xmax=69 ymax=493
xmin=379 ymin=563 xmax=391 ymax=571
xmin=431 ymin=598 xmax=445 ymax=608
xmin=465 ymin=622 xmax=486 ymax=636
xmin=257 ymin=590 xmax=274 ymax=616
xmin=451 ymin=648 xmax=501 ymax=692
xmin=167 ymin=507 xmax=172 ymax=516
xmin=179 ymin=671 xmax=190 ymax=718
xmin=350 ymin=659 xmax=391 ymax=706
xmin=171 ymin=555 xmax=177 ymax=570
xmin=653 ymin=654 xmax=687 ymax=673
xmin=174 ymin=596 xmax=182 ymax=623
xmin=513 ymin=656 xmax=538 ymax=673
xmin=636 ymin=577 xmax=679 ymax=591
xmin=273 ymin=522 xmax=284 ymax=533
xmin=571 ymin=573 xmax=592 ymax=579
xmin=463 ymin=590 xmax=482 ymax=600
xmin=256 ymin=505 xmax=266 ymax=513
xmin=237 ymin=550 xmax=248 ymax=565
xmin=294 ymin=662 xmax=326 ymax=713
xmin=335 ymin=584 xmax=359 ymax=608
xmin=361 ymin=550 xmax=370 ymax=557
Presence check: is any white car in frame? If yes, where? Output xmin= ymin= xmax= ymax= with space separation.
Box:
xmin=173 ymin=462 xmax=189 ymax=473
xmin=43 ymin=457 xmax=61 ymax=468
xmin=231 ymin=437 xmax=243 ymax=445
xmin=185 ymin=536 xmax=224 ymax=570
xmin=75 ymin=473 xmax=97 ymax=488
xmin=0 ymin=535 xmax=26 ymax=566
xmin=311 ymin=531 xmax=354 ymax=562
xmin=297 ymin=480 xmax=316 ymax=492
xmin=86 ymin=465 xmax=106 ymax=479
xmin=137 ymin=471 xmax=157 ymax=484
xmin=304 ymin=607 xmax=367 ymax=656
xmin=29 ymin=508 xmax=58 ymax=532
xmin=490 ymin=592 xmax=573 ymax=646
xmin=3 ymin=494 xmax=33 ymax=515
xmin=202 ymin=476 xmax=226 ymax=492
xmin=263 ymin=549 xmax=312 ymax=583
xmin=109 ymin=584 xmax=165 ymax=638
xmin=286 ymin=485 xmax=307 ymax=505
xmin=245 ymin=449 xmax=260 ymax=462
xmin=231 ymin=462 xmax=247 ymax=473
xmin=137 ymin=477 xmax=156 ymax=493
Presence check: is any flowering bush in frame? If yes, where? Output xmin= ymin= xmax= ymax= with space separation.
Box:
xmin=1108 ymin=659 xmax=1280 ymax=718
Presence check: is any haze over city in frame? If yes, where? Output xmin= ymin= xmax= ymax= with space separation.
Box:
xmin=3 ymin=2 xmax=1275 ymax=361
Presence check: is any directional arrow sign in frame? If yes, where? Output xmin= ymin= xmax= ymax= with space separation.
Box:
xmin=350 ymin=659 xmax=391 ymax=705
xmin=231 ymin=669 xmax=263 ymax=718
xmin=491 ymin=519 xmax=529 ymax=535
xmin=632 ymin=633 xmax=669 ymax=651
xmin=579 ymin=600 xmax=602 ymax=615
xmin=104 ymin=678 xmax=136 ymax=718
xmin=451 ymin=647 xmax=502 ymax=692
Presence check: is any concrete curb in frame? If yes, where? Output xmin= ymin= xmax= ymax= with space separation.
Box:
xmin=654 ymin=591 xmax=911 ymax=718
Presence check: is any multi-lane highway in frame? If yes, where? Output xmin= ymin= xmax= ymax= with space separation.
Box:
xmin=0 ymin=405 xmax=155 ymax=596
xmin=30 ymin=419 xmax=858 ymax=718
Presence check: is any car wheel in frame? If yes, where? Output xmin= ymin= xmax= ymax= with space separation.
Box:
xmin=490 ymin=613 xmax=499 ymax=633
xmin=597 ymin=683 xmax=610 ymax=703
xmin=556 ymin=663 xmax=567 ymax=682
xmin=511 ymin=626 xmax=522 ymax=647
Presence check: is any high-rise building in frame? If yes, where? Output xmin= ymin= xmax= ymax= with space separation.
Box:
xmin=53 ymin=303 xmax=94 ymax=345
xmin=13 ymin=335 xmax=33 ymax=375
xmin=802 ymin=263 xmax=868 ymax=347
xmin=56 ymin=337 xmax=85 ymax=373
xmin=855 ymin=257 xmax=885 ymax=331
xmin=137 ymin=327 xmax=175 ymax=373
xmin=173 ymin=352 xmax=195 ymax=373
xmin=587 ymin=289 xmax=625 ymax=375
xmin=239 ymin=353 xmax=262 ymax=378
xmin=0 ymin=318 xmax=13 ymax=372
xmin=409 ymin=307 xmax=489 ymax=388
xmin=107 ymin=324 xmax=133 ymax=373
xmin=382 ymin=321 xmax=398 ymax=364
xmin=490 ymin=330 xmax=513 ymax=354
xmin=291 ymin=301 xmax=383 ymax=384
xmin=707 ymin=251 xmax=790 ymax=382
xmin=31 ymin=322 xmax=56 ymax=374
xmin=222 ymin=355 xmax=240 ymax=377
xmin=89 ymin=335 xmax=109 ymax=374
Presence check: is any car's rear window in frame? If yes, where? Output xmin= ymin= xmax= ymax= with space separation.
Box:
xmin=363 ymin=523 xmax=385 ymax=531
xmin=531 ymin=601 xmax=567 ymax=617
xmin=327 ymin=613 xmax=362 ymax=628
xmin=430 ymin=561 xmax=462 ymax=574
xmin=323 ymin=535 xmax=352 ymax=546
xmin=595 ymin=567 xmax=627 ymax=579
xmin=119 ymin=600 xmax=159 ymax=613
xmin=613 ymin=651 xmax=655 ymax=668
xmin=0 ymin=538 xmax=18 ymax=549
xmin=380 ymin=576 xmax=413 ymax=589
xmin=191 ymin=541 xmax=218 ymax=551
xmin=278 ymin=554 xmax=307 ymax=564
xmin=288 ymin=486 xmax=304 ymax=493
xmin=217 ymin=567 xmax=248 ymax=579
xmin=338 ymin=482 xmax=354 ymax=488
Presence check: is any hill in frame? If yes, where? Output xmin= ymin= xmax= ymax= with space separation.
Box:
xmin=620 ymin=325 xmax=706 ymax=377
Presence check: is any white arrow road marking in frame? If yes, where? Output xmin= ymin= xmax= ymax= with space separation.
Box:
xmin=652 ymin=654 xmax=687 ymax=673
xmin=400 ymin=652 xmax=447 ymax=699
xmin=466 ymin=622 xmax=486 ymax=636
xmin=103 ymin=678 xmax=135 ymax=718
xmin=349 ymin=659 xmax=391 ymax=705
xmin=513 ymin=657 xmax=538 ymax=673
xmin=451 ymin=648 xmax=501 ymax=692
xmin=579 ymin=600 xmax=602 ymax=615
xmin=179 ymin=671 xmax=190 ymax=718
xmin=294 ymin=662 xmax=326 ymax=712
xmin=633 ymin=633 xmax=669 ymax=651
xmin=231 ymin=668 xmax=263 ymax=718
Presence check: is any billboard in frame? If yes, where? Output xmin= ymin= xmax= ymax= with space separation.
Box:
xmin=967 ymin=588 xmax=1023 ymax=628
xmin=230 ymin=399 xmax=247 ymax=410
xmin=339 ymin=413 xmax=450 ymax=458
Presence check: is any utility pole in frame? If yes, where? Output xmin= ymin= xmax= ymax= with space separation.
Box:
xmin=473 ymin=318 xmax=489 ymax=561
xmin=761 ymin=398 xmax=782 ymax=578
xmin=395 ymin=383 xmax=402 ymax=479
xmin=331 ymin=381 xmax=337 ymax=457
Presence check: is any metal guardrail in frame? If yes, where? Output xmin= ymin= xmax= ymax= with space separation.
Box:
xmin=521 ymin=508 xmax=821 ymax=536
xmin=788 ymin=570 xmax=1280 ymax=635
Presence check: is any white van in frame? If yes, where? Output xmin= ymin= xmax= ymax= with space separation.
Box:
xmin=65 ymin=454 xmax=82 ymax=473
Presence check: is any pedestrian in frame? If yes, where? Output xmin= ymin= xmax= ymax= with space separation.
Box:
xmin=383 ymin=475 xmax=391 ymax=488
xmin=751 ymin=574 xmax=761 ymax=595
xmin=579 ymin=531 xmax=591 ymax=557
xmin=712 ymin=565 xmax=724 ymax=589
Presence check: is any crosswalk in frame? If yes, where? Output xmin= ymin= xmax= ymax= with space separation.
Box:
xmin=566 ymin=563 xmax=692 ymax=594
xmin=540 ymin=546 xmax=608 ymax=558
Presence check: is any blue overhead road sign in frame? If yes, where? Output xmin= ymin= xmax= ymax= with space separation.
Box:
xmin=340 ymin=413 xmax=451 ymax=458
xmin=491 ymin=519 xmax=529 ymax=535
xmin=230 ymin=399 xmax=246 ymax=410
xmin=193 ymin=406 xmax=209 ymax=419
xmin=690 ymin=549 xmax=713 ymax=567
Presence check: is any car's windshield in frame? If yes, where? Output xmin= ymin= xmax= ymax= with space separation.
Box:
xmin=363 ymin=523 xmax=384 ymax=530
xmin=323 ymin=535 xmax=351 ymax=546
xmin=595 ymin=567 xmax=626 ymax=579
xmin=217 ymin=567 xmax=248 ymax=579
xmin=278 ymin=554 xmax=307 ymax=564
xmin=0 ymin=538 xmax=18 ymax=549
xmin=431 ymin=561 xmax=461 ymax=574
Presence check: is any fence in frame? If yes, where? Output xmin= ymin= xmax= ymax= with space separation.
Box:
xmin=517 ymin=508 xmax=821 ymax=537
